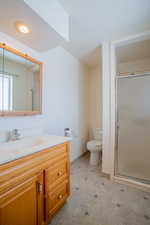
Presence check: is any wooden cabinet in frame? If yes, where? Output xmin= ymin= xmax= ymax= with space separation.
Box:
xmin=0 ymin=142 xmax=70 ymax=225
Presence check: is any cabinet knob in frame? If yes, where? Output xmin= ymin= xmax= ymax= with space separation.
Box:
xmin=58 ymin=194 xmax=63 ymax=199
xmin=57 ymin=171 xmax=63 ymax=176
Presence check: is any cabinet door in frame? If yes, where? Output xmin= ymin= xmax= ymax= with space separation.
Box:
xmin=0 ymin=174 xmax=44 ymax=225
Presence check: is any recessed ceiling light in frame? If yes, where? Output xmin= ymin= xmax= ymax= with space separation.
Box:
xmin=15 ymin=22 xmax=31 ymax=34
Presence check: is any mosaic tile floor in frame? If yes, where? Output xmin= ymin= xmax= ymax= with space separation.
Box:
xmin=50 ymin=153 xmax=150 ymax=225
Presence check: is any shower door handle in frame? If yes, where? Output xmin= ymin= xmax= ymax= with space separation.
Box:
xmin=116 ymin=110 xmax=120 ymax=130
xmin=116 ymin=123 xmax=119 ymax=129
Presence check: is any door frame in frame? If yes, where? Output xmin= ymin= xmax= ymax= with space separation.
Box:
xmin=109 ymin=30 xmax=150 ymax=192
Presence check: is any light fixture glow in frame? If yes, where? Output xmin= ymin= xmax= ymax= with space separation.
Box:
xmin=16 ymin=22 xmax=31 ymax=34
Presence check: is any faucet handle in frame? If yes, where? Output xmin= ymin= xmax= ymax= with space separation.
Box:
xmin=13 ymin=129 xmax=20 ymax=135
xmin=12 ymin=129 xmax=21 ymax=139
xmin=13 ymin=129 xmax=17 ymax=134
xmin=8 ymin=129 xmax=21 ymax=142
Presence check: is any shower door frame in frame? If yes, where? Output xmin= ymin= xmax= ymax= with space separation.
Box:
xmin=109 ymin=31 xmax=150 ymax=192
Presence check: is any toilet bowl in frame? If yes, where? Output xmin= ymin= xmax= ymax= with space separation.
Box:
xmin=87 ymin=128 xmax=102 ymax=166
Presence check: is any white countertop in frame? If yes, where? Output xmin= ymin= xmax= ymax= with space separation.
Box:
xmin=0 ymin=135 xmax=71 ymax=165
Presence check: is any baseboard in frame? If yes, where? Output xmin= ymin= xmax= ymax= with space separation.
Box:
xmin=114 ymin=176 xmax=150 ymax=193
xmin=70 ymin=151 xmax=88 ymax=164
xmin=100 ymin=172 xmax=110 ymax=179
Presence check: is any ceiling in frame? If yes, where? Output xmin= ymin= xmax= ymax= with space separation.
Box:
xmin=0 ymin=0 xmax=64 ymax=51
xmin=0 ymin=0 xmax=150 ymax=67
xmin=59 ymin=0 xmax=150 ymax=65
xmin=116 ymin=39 xmax=150 ymax=63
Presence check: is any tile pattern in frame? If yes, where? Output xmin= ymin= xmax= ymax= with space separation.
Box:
xmin=50 ymin=153 xmax=150 ymax=225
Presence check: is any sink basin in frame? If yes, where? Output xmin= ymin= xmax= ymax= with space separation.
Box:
xmin=0 ymin=135 xmax=56 ymax=154
xmin=0 ymin=135 xmax=71 ymax=165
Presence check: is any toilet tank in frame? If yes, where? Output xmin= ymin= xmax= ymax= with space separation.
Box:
xmin=93 ymin=128 xmax=102 ymax=140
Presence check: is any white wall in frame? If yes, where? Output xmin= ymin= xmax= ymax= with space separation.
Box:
xmin=88 ymin=65 xmax=102 ymax=139
xmin=0 ymin=32 xmax=89 ymax=162
xmin=101 ymin=42 xmax=118 ymax=175
xmin=42 ymin=47 xmax=89 ymax=161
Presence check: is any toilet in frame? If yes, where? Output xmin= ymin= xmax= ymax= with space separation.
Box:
xmin=87 ymin=128 xmax=102 ymax=166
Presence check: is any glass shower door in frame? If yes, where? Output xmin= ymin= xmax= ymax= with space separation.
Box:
xmin=116 ymin=75 xmax=150 ymax=183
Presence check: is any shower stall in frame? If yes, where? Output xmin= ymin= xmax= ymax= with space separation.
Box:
xmin=115 ymin=72 xmax=150 ymax=185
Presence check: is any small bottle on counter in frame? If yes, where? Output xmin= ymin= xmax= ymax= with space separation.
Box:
xmin=64 ymin=128 xmax=72 ymax=137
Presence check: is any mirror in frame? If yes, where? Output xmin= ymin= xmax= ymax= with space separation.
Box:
xmin=0 ymin=43 xmax=42 ymax=116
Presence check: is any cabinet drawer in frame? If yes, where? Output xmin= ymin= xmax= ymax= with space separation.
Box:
xmin=45 ymin=159 xmax=68 ymax=189
xmin=47 ymin=179 xmax=69 ymax=217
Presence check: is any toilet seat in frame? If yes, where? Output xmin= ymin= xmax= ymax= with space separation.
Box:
xmin=87 ymin=140 xmax=102 ymax=152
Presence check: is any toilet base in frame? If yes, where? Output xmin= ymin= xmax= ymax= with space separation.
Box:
xmin=90 ymin=151 xmax=100 ymax=166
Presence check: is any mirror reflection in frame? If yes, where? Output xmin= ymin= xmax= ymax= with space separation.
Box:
xmin=0 ymin=47 xmax=41 ymax=113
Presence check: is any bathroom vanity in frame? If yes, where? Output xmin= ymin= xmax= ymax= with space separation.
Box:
xmin=0 ymin=135 xmax=71 ymax=225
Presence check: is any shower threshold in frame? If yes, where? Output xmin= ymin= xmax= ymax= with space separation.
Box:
xmin=113 ymin=175 xmax=150 ymax=193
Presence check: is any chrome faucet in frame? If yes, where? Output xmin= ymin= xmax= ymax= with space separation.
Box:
xmin=9 ymin=129 xmax=21 ymax=141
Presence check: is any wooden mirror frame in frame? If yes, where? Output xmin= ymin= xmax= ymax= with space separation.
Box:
xmin=0 ymin=43 xmax=43 ymax=116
